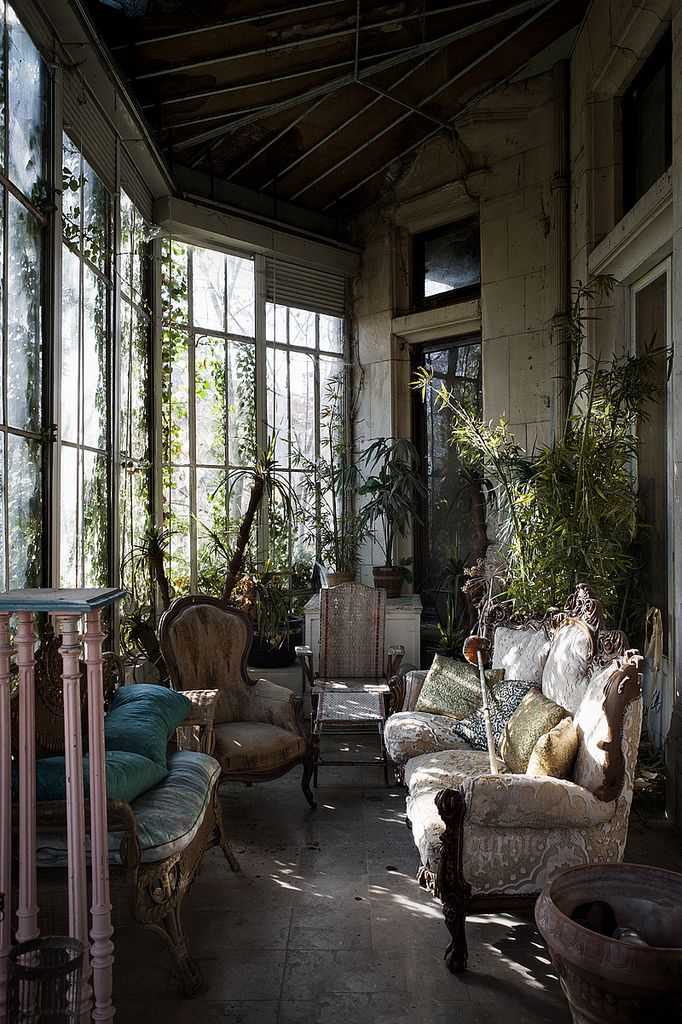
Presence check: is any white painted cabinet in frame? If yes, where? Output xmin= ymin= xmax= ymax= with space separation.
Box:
xmin=304 ymin=593 xmax=422 ymax=672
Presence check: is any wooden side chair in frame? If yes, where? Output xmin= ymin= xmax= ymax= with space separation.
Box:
xmin=295 ymin=582 xmax=404 ymax=786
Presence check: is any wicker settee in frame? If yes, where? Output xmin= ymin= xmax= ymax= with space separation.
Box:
xmin=11 ymin=629 xmax=237 ymax=996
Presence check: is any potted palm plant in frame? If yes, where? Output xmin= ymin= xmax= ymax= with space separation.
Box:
xmin=357 ymin=437 xmax=427 ymax=597
xmin=295 ymin=373 xmax=364 ymax=585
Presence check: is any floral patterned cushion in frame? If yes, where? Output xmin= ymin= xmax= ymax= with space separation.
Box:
xmin=405 ymin=748 xmax=507 ymax=798
xmin=453 ymin=680 xmax=536 ymax=751
xmin=384 ymin=711 xmax=472 ymax=766
xmin=35 ymin=750 xmax=220 ymax=868
xmin=540 ymin=621 xmax=594 ymax=714
xmin=491 ymin=626 xmax=550 ymax=684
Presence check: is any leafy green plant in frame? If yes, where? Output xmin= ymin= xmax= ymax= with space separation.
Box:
xmin=414 ymin=277 xmax=665 ymax=625
xmin=357 ymin=437 xmax=427 ymax=568
xmin=294 ymin=372 xmax=363 ymax=573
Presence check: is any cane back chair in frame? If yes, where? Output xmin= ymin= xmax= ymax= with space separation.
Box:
xmin=296 ymin=582 xmax=404 ymax=785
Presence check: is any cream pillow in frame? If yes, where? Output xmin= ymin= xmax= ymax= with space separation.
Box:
xmin=499 ymin=689 xmax=568 ymax=773
xmin=526 ymin=717 xmax=579 ymax=779
xmin=491 ymin=625 xmax=550 ymax=684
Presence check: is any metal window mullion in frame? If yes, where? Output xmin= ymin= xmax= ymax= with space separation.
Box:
xmin=111 ymin=142 xmax=122 ymax=602
xmin=76 ymin=161 xmax=85 ymax=587
xmin=1 ymin=11 xmax=7 ymax=589
xmin=254 ymin=253 xmax=267 ymax=565
xmin=45 ymin=58 xmax=62 ymax=589
xmin=151 ymin=235 xmax=164 ymax=545
xmin=187 ymin=248 xmax=198 ymax=590
xmin=313 ymin=315 xmax=323 ymax=563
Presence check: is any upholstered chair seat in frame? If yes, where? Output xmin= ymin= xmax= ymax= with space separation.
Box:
xmin=160 ymin=595 xmax=315 ymax=807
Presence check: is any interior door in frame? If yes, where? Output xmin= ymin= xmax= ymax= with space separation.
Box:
xmin=631 ymin=258 xmax=673 ymax=745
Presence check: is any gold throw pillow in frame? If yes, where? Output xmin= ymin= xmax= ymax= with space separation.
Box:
xmin=526 ymin=716 xmax=579 ymax=779
xmin=415 ymin=654 xmax=504 ymax=720
xmin=499 ymin=689 xmax=568 ymax=773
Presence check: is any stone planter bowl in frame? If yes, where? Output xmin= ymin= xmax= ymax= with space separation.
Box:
xmin=535 ymin=862 xmax=682 ymax=1024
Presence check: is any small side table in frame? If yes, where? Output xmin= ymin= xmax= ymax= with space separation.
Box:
xmin=311 ymin=679 xmax=391 ymax=786
xmin=0 ymin=587 xmax=124 ymax=1024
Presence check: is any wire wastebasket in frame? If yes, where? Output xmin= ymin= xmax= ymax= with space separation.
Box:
xmin=8 ymin=936 xmax=84 ymax=1023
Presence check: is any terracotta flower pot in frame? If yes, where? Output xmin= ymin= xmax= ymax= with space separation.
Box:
xmin=372 ymin=565 xmax=403 ymax=598
xmin=325 ymin=571 xmax=355 ymax=587
xmin=535 ymin=862 xmax=682 ymax=1024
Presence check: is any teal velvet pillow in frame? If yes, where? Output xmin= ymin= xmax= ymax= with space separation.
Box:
xmin=12 ymin=751 xmax=167 ymax=804
xmin=104 ymin=684 xmax=191 ymax=768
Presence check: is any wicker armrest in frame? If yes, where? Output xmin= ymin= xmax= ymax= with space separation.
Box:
xmin=295 ymin=644 xmax=315 ymax=694
xmin=386 ymin=644 xmax=405 ymax=678
xmin=177 ymin=688 xmax=219 ymax=755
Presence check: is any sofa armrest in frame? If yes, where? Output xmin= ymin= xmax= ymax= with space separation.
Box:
xmin=177 ymin=688 xmax=219 ymax=755
xmin=249 ymin=678 xmax=303 ymax=734
xmin=460 ymin=774 xmax=616 ymax=829
xmin=391 ymin=669 xmax=428 ymax=713
xmin=295 ymin=644 xmax=314 ymax=695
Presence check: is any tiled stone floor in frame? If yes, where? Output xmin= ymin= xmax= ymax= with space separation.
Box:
xmin=112 ymin=668 xmax=682 ymax=1023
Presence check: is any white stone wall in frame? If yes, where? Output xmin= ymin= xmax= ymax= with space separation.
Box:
xmin=350 ymin=75 xmax=558 ymax=578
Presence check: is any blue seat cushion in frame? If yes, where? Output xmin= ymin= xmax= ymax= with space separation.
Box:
xmin=13 ymin=751 xmax=167 ymax=804
xmin=104 ymin=684 xmax=191 ymax=767
xmin=36 ymin=751 xmax=220 ymax=867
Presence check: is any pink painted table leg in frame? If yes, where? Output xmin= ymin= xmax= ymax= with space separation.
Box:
xmin=84 ymin=610 xmax=114 ymax=1023
xmin=59 ymin=614 xmax=93 ymax=1023
xmin=15 ymin=611 xmax=39 ymax=945
xmin=0 ymin=613 xmax=12 ymax=1021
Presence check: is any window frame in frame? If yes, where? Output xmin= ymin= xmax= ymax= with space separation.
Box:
xmin=622 ymin=30 xmax=672 ymax=214
xmin=411 ymin=216 xmax=481 ymax=312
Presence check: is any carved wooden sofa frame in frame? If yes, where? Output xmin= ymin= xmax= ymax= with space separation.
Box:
xmin=10 ymin=627 xmax=236 ymax=997
xmin=388 ymin=585 xmax=643 ymax=973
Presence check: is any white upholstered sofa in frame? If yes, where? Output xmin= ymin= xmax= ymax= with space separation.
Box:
xmin=385 ymin=585 xmax=643 ymax=972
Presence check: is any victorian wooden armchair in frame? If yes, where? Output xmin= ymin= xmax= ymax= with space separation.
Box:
xmin=159 ymin=594 xmax=316 ymax=808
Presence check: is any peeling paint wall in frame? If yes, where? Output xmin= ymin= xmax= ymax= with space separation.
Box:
xmin=349 ymin=72 xmax=558 ymax=579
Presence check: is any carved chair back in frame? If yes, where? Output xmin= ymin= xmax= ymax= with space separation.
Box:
xmin=10 ymin=624 xmax=124 ymax=758
xmin=158 ymin=595 xmax=256 ymax=724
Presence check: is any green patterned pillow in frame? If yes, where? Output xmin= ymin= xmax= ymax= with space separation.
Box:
xmin=415 ymin=654 xmax=504 ymax=720
xmin=499 ymin=689 xmax=569 ymax=773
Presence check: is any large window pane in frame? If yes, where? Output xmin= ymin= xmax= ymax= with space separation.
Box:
xmin=7 ymin=433 xmax=41 ymax=588
xmin=0 ymin=8 xmax=45 ymax=590
xmin=59 ymin=134 xmax=112 ymax=588
xmin=7 ymin=194 xmax=41 ymax=431
xmin=7 ymin=7 xmax=44 ymax=196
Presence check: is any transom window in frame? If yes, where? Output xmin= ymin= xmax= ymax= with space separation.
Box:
xmin=622 ymin=31 xmax=671 ymax=212
xmin=412 ymin=218 xmax=481 ymax=310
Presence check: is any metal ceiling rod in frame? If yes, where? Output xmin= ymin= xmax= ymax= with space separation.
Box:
xmin=132 ymin=2 xmax=491 ymax=81
xmin=112 ymin=0 xmax=500 ymax=52
xmin=171 ymin=0 xmax=550 ymax=151
xmin=159 ymin=59 xmax=354 ymax=127
xmin=195 ymin=95 xmax=330 ymax=176
xmin=324 ymin=0 xmax=563 ymax=208
xmin=112 ymin=1 xmax=349 ymax=49
xmin=361 ymin=82 xmax=456 ymax=132
xmin=257 ymin=47 xmax=443 ymax=190
xmin=145 ymin=31 xmax=443 ymax=111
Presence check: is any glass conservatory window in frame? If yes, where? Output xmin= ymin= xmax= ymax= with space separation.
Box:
xmin=161 ymin=238 xmax=347 ymax=595
xmin=265 ymin=304 xmax=345 ymax=572
xmin=59 ymin=134 xmax=113 ymax=587
xmin=0 ymin=5 xmax=46 ymax=589
xmin=161 ymin=239 xmax=257 ymax=595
